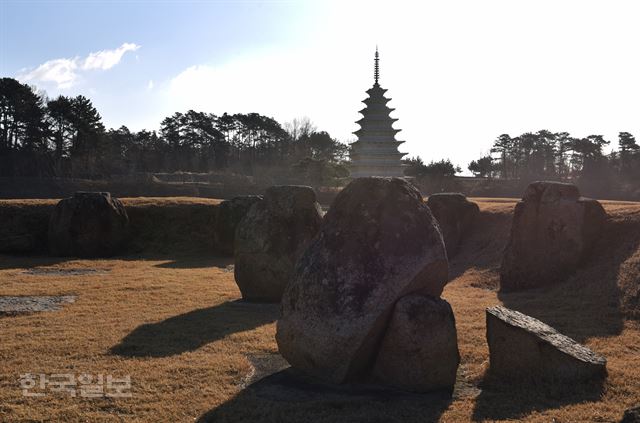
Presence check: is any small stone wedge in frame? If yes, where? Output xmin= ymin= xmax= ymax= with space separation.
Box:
xmin=372 ymin=294 xmax=460 ymax=393
xmin=486 ymin=306 xmax=607 ymax=382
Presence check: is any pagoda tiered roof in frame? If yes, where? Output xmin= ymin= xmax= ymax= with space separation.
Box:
xmin=349 ymin=48 xmax=407 ymax=178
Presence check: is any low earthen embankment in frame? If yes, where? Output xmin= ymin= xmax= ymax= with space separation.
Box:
xmin=0 ymin=197 xmax=221 ymax=255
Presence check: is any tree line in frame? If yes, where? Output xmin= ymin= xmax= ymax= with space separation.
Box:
xmin=0 ymin=78 xmax=348 ymax=180
xmin=467 ymin=130 xmax=640 ymax=192
xmin=5 ymin=76 xmax=639 ymax=194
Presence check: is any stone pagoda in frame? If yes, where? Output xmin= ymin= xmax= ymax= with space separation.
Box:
xmin=349 ymin=48 xmax=407 ymax=178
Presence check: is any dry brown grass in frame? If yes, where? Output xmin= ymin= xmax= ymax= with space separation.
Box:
xmin=1 ymin=199 xmax=639 ymax=422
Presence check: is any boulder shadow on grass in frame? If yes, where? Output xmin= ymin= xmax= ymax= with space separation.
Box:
xmin=471 ymin=373 xmax=606 ymax=421
xmin=198 ymin=365 xmax=453 ymax=423
xmin=110 ymin=300 xmax=278 ymax=358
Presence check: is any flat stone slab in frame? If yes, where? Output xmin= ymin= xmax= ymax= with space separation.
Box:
xmin=0 ymin=295 xmax=76 ymax=316
xmin=23 ymin=268 xmax=109 ymax=276
xmin=486 ymin=306 xmax=607 ymax=382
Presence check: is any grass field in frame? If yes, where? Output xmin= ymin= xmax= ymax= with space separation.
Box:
xmin=1 ymin=199 xmax=639 ymax=422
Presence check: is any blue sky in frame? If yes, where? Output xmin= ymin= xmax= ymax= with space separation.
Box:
xmin=3 ymin=1 xmax=640 ymax=172
xmin=3 ymin=1 xmax=312 ymax=75
xmin=2 ymin=0 xmax=321 ymax=131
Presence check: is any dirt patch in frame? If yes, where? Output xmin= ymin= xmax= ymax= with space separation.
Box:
xmin=0 ymin=295 xmax=76 ymax=316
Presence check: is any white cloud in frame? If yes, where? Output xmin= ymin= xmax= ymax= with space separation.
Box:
xmin=19 ymin=58 xmax=79 ymax=89
xmin=147 ymin=80 xmax=154 ymax=90
xmin=82 ymin=43 xmax=140 ymax=70
xmin=18 ymin=43 xmax=140 ymax=89
xmin=165 ymin=46 xmax=369 ymax=144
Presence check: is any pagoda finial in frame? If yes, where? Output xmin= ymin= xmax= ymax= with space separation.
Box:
xmin=374 ymin=46 xmax=379 ymax=85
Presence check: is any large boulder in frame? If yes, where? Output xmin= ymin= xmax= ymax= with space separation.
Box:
xmin=48 ymin=192 xmax=129 ymax=258
xmin=276 ymin=177 xmax=448 ymax=384
xmin=234 ymin=186 xmax=322 ymax=302
xmin=0 ymin=234 xmax=36 ymax=254
xmin=621 ymin=406 xmax=640 ymax=423
xmin=213 ymin=196 xmax=263 ymax=255
xmin=500 ymin=181 xmax=606 ymax=292
xmin=427 ymin=193 xmax=479 ymax=257
xmin=372 ymin=294 xmax=460 ymax=392
xmin=486 ymin=306 xmax=607 ymax=382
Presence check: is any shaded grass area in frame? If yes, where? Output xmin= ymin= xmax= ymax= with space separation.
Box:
xmin=471 ymin=375 xmax=607 ymax=421
xmin=200 ymin=368 xmax=454 ymax=423
xmin=0 ymin=199 xmax=639 ymax=421
xmin=498 ymin=203 xmax=640 ymax=340
xmin=111 ymin=300 xmax=278 ymax=358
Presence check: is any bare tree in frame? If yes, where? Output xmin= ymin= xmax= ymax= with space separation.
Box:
xmin=284 ymin=116 xmax=316 ymax=142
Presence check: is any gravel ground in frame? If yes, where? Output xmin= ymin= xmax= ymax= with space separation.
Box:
xmin=0 ymin=295 xmax=76 ymax=315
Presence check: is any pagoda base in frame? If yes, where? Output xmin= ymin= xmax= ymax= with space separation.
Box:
xmin=349 ymin=165 xmax=407 ymax=178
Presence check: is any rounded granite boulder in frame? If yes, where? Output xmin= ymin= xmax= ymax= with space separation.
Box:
xmin=48 ymin=192 xmax=129 ymax=258
xmin=276 ymin=177 xmax=449 ymax=384
xmin=234 ymin=186 xmax=322 ymax=302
